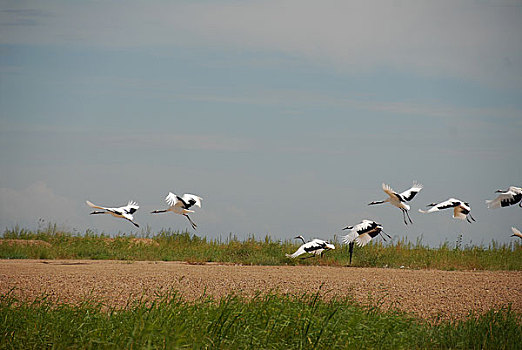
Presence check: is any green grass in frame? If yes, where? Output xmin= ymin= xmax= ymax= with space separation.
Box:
xmin=1 ymin=291 xmax=520 ymax=349
xmin=1 ymin=225 xmax=521 ymax=270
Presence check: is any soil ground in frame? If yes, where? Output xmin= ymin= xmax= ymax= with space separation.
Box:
xmin=1 ymin=259 xmax=521 ymax=321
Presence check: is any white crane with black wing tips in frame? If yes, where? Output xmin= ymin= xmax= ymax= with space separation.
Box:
xmin=486 ymin=186 xmax=522 ymax=209
xmin=285 ymin=235 xmax=335 ymax=259
xmin=418 ymin=198 xmax=476 ymax=223
xmin=368 ymin=182 xmax=423 ymax=225
xmin=342 ymin=220 xmax=391 ymax=264
xmin=86 ymin=200 xmax=140 ymax=227
xmin=151 ymin=192 xmax=202 ymax=229
xmin=511 ymin=227 xmax=522 ymax=239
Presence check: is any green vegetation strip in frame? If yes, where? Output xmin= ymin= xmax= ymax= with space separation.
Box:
xmin=1 ymin=291 xmax=520 ymax=349
xmin=1 ymin=225 xmax=521 ymax=270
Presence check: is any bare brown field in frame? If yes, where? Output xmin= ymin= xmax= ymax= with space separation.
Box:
xmin=1 ymin=259 xmax=521 ymax=321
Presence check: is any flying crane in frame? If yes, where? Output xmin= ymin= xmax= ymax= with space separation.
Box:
xmin=368 ymin=182 xmax=423 ymax=225
xmin=86 ymin=200 xmax=140 ymax=227
xmin=285 ymin=235 xmax=335 ymax=258
xmin=342 ymin=220 xmax=391 ymax=264
xmin=486 ymin=186 xmax=522 ymax=209
xmin=419 ymin=198 xmax=476 ymax=223
xmin=151 ymin=192 xmax=202 ymax=229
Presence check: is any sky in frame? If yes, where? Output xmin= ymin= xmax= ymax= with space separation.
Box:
xmin=1 ymin=0 xmax=521 ymax=246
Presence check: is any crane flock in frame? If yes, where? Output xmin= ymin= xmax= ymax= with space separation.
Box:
xmin=87 ymin=192 xmax=202 ymax=230
xmin=86 ymin=184 xmax=521 ymax=262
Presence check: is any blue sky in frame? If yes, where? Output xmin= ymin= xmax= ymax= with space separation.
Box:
xmin=1 ymin=0 xmax=521 ymax=246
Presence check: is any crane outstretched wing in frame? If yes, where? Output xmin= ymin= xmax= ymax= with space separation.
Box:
xmin=165 ymin=192 xmax=184 ymax=208
xmin=486 ymin=192 xmax=522 ymax=209
xmin=400 ymin=182 xmax=423 ymax=202
xmin=166 ymin=192 xmax=202 ymax=209
xmin=354 ymin=233 xmax=373 ymax=247
xmin=123 ymin=201 xmax=139 ymax=214
xmin=342 ymin=220 xmax=379 ymax=246
xmin=342 ymin=231 xmax=359 ymax=244
xmin=181 ymin=194 xmax=202 ymax=208
xmin=382 ymin=183 xmax=399 ymax=199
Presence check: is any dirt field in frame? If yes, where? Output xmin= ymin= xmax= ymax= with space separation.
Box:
xmin=1 ymin=259 xmax=521 ymax=321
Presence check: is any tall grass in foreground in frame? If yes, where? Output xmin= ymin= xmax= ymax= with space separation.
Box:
xmin=1 ymin=291 xmax=520 ymax=349
xmin=1 ymin=225 xmax=521 ymax=270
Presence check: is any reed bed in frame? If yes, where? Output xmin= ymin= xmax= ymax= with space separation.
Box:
xmin=1 ymin=225 xmax=521 ymax=270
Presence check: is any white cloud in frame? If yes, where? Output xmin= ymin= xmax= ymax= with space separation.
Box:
xmin=1 ymin=0 xmax=521 ymax=87
xmin=0 ymin=181 xmax=82 ymax=228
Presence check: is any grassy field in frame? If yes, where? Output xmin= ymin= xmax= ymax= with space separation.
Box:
xmin=1 ymin=290 xmax=520 ymax=349
xmin=2 ymin=226 xmax=521 ymax=348
xmin=1 ymin=224 xmax=521 ymax=270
